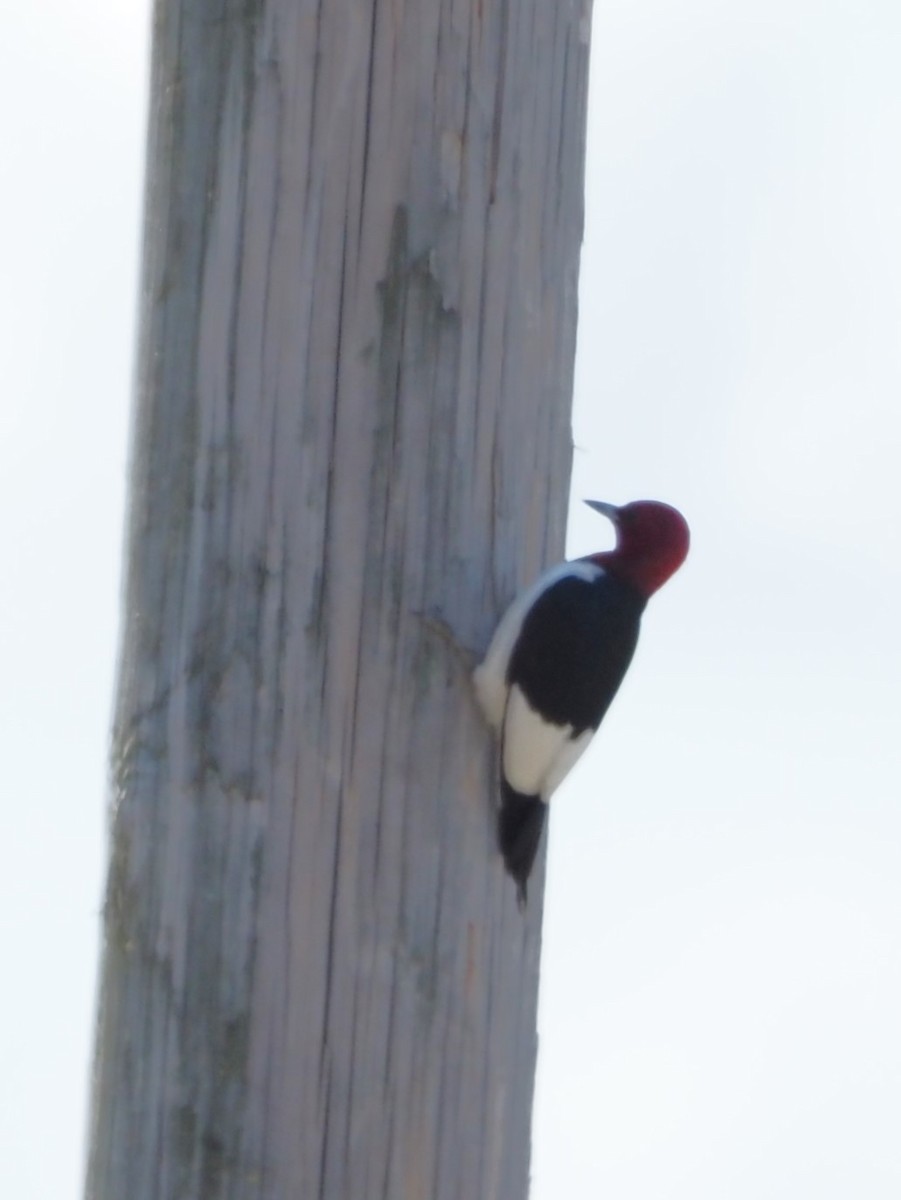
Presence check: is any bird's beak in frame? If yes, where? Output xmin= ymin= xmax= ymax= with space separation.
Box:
xmin=584 ymin=499 xmax=620 ymax=523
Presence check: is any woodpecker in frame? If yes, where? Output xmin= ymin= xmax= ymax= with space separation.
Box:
xmin=473 ymin=499 xmax=690 ymax=904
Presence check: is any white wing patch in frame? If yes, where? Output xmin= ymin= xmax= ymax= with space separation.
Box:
xmin=502 ymin=684 xmax=595 ymax=801
xmin=473 ymin=559 xmax=604 ymax=731
xmin=540 ymin=726 xmax=595 ymax=798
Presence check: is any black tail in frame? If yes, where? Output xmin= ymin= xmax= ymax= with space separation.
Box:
xmin=498 ymin=779 xmax=547 ymax=907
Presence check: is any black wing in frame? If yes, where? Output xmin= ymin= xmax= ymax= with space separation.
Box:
xmin=506 ymin=570 xmax=645 ymax=734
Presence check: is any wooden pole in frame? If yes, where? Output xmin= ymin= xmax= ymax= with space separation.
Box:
xmin=86 ymin=0 xmax=592 ymax=1195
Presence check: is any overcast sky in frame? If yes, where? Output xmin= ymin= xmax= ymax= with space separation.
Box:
xmin=2 ymin=2 xmax=900 ymax=1197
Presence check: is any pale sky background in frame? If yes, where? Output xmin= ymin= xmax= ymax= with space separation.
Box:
xmin=2 ymin=2 xmax=900 ymax=1198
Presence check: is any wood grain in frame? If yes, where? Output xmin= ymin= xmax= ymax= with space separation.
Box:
xmin=86 ymin=0 xmax=592 ymax=1195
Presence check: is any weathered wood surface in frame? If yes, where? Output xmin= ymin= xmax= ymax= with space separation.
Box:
xmin=86 ymin=0 xmax=592 ymax=1196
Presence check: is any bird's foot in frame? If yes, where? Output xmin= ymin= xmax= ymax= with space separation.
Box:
xmin=412 ymin=609 xmax=480 ymax=676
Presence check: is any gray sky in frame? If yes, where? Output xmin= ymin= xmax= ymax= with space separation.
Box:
xmin=538 ymin=2 xmax=901 ymax=1195
xmin=1 ymin=5 xmax=143 ymax=1197
xmin=2 ymin=1 xmax=900 ymax=1197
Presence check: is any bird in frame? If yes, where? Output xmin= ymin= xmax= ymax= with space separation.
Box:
xmin=473 ymin=499 xmax=690 ymax=905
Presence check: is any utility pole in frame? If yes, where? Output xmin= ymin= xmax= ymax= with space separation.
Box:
xmin=85 ymin=0 xmax=592 ymax=1195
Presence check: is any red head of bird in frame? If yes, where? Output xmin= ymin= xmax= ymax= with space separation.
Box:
xmin=584 ymin=499 xmax=690 ymax=598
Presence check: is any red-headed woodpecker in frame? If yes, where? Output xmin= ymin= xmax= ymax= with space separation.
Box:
xmin=473 ymin=499 xmax=690 ymax=904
